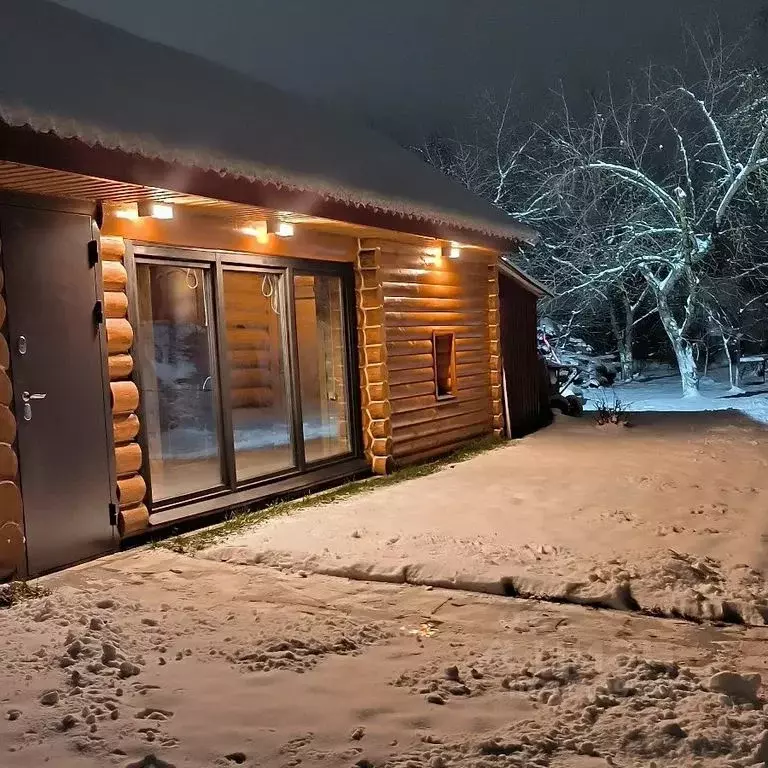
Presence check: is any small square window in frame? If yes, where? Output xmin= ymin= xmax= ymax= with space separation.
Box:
xmin=433 ymin=331 xmax=456 ymax=400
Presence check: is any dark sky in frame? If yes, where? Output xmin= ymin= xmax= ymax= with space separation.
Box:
xmin=51 ymin=0 xmax=768 ymax=142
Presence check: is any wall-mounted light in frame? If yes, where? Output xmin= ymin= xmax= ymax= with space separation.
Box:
xmin=114 ymin=203 xmax=139 ymax=220
xmin=267 ymin=219 xmax=295 ymax=238
xmin=137 ymin=201 xmax=174 ymax=220
xmin=443 ymin=243 xmax=462 ymax=260
xmin=240 ymin=221 xmax=269 ymax=243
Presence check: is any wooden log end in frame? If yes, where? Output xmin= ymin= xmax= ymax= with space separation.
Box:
xmin=106 ymin=318 xmax=134 ymax=355
xmin=370 ymin=455 xmax=392 ymax=476
xmin=115 ymin=442 xmax=142 ymax=476
xmin=368 ymin=419 xmax=391 ymax=440
xmin=0 ymin=479 xmax=25 ymax=573
xmin=100 ymin=236 xmax=126 ymax=260
xmin=102 ymin=261 xmax=128 ymax=291
xmin=366 ymin=400 xmax=392 ymax=421
xmin=108 ymin=354 xmax=134 ymax=381
xmin=116 ymin=474 xmax=147 ymax=507
xmin=104 ymin=291 xmax=129 ymax=319
xmin=118 ymin=504 xmax=150 ymax=538
xmin=0 ymin=406 xmax=16 ymax=445
xmin=111 ymin=381 xmax=139 ymax=415
xmin=370 ymin=437 xmax=392 ymax=456
xmin=0 ymin=443 xmax=18 ymax=481
xmin=0 ymin=369 xmax=12 ymax=407
xmin=113 ymin=414 xmax=140 ymax=443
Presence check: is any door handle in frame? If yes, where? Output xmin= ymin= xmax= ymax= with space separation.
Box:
xmin=22 ymin=391 xmax=47 ymax=402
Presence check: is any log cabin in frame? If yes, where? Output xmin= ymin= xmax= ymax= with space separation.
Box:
xmin=0 ymin=0 xmax=547 ymax=577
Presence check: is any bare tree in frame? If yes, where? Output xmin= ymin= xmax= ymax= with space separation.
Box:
xmin=419 ymin=46 xmax=768 ymax=396
xmin=553 ymin=51 xmax=768 ymax=395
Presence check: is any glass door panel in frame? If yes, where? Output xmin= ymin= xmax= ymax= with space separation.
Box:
xmin=294 ymin=274 xmax=351 ymax=462
xmin=136 ymin=263 xmax=223 ymax=502
xmin=222 ymin=269 xmax=293 ymax=481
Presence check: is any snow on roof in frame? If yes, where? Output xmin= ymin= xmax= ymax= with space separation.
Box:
xmin=0 ymin=0 xmax=537 ymax=247
xmin=498 ymin=257 xmax=553 ymax=298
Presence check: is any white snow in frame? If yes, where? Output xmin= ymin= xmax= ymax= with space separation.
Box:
xmin=584 ymin=365 xmax=768 ymax=425
xmin=3 ymin=549 xmax=768 ymax=768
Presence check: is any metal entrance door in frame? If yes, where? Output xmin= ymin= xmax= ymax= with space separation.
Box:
xmin=1 ymin=205 xmax=116 ymax=574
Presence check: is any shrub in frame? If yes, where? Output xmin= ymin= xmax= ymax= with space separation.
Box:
xmin=594 ymin=393 xmax=631 ymax=426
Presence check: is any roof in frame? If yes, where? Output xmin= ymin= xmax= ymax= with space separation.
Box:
xmin=0 ymin=0 xmax=538 ymax=248
xmin=498 ymin=257 xmax=554 ymax=299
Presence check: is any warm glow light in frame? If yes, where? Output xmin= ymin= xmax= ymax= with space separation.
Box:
xmin=114 ymin=204 xmax=139 ymax=220
xmin=266 ymin=219 xmax=295 ymax=238
xmin=240 ymin=222 xmax=269 ymax=243
xmin=137 ymin=201 xmax=174 ymax=220
xmin=442 ymin=243 xmax=462 ymax=259
xmin=277 ymin=221 xmax=295 ymax=237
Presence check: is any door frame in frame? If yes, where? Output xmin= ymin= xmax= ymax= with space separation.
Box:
xmin=0 ymin=195 xmax=118 ymax=575
xmin=125 ymin=242 xmax=363 ymax=517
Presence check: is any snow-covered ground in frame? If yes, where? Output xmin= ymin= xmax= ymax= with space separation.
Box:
xmin=205 ymin=407 xmax=768 ymax=626
xmin=584 ymin=365 xmax=768 ymax=425
xmin=3 ymin=548 xmax=768 ymax=768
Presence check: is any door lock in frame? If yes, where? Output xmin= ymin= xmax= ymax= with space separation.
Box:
xmin=22 ymin=391 xmax=47 ymax=402
xmin=21 ymin=391 xmax=46 ymax=422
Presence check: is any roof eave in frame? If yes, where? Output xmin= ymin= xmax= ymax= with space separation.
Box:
xmin=498 ymin=256 xmax=554 ymax=299
xmin=0 ymin=122 xmax=531 ymax=251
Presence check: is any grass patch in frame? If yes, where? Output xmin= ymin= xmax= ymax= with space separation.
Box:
xmin=0 ymin=581 xmax=51 ymax=609
xmin=161 ymin=435 xmax=503 ymax=556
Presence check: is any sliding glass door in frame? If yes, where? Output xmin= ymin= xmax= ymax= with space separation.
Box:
xmin=222 ymin=269 xmax=293 ymax=480
xmin=133 ymin=249 xmax=358 ymax=510
xmin=135 ymin=262 xmax=224 ymax=502
xmin=294 ymin=274 xmax=351 ymax=462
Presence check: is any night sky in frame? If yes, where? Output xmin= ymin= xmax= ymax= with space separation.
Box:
xmin=51 ymin=0 xmax=768 ymax=141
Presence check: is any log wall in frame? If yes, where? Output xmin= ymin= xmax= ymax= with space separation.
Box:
xmin=357 ymin=239 xmax=498 ymax=469
xmin=0 ymin=262 xmax=24 ymax=578
xmin=101 ymin=235 xmax=149 ymax=538
xmin=355 ymin=248 xmax=392 ymax=474
xmin=488 ymin=263 xmax=504 ymax=438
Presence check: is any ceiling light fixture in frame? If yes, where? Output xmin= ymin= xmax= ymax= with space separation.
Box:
xmin=137 ymin=201 xmax=174 ymax=220
xmin=240 ymin=222 xmax=269 ymax=243
xmin=267 ymin=219 xmax=295 ymax=238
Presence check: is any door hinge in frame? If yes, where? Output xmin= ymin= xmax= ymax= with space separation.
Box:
xmin=108 ymin=502 xmax=117 ymax=527
xmin=88 ymin=239 xmax=100 ymax=267
xmin=93 ymin=300 xmax=104 ymax=326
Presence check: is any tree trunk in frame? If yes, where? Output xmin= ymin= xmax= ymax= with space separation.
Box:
xmin=722 ymin=334 xmax=743 ymax=393
xmin=608 ymin=301 xmax=634 ymax=381
xmin=657 ymin=297 xmax=699 ymax=396
xmin=670 ymin=337 xmax=699 ymax=396
xmin=622 ymin=298 xmax=635 ymax=381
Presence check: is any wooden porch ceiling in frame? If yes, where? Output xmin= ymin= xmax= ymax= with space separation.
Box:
xmin=0 ymin=160 xmax=450 ymax=247
xmin=0 ymin=159 xmax=499 ymax=253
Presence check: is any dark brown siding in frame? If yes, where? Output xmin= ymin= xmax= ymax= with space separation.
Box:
xmin=499 ymin=271 xmax=551 ymax=438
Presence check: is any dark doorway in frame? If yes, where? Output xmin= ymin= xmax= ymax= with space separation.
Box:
xmin=1 ymin=205 xmax=116 ymax=574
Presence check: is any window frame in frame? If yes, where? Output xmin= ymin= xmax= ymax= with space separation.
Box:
xmin=432 ymin=330 xmax=457 ymax=401
xmin=293 ymin=270 xmax=354 ymax=464
xmin=125 ymin=243 xmax=363 ymax=514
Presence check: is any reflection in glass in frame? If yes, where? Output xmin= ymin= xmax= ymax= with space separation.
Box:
xmin=223 ymin=270 xmax=293 ymax=480
xmin=136 ymin=264 xmax=222 ymax=501
xmin=294 ymin=274 xmax=351 ymax=462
